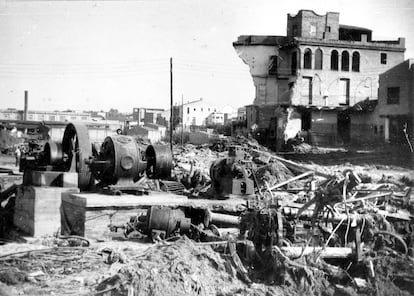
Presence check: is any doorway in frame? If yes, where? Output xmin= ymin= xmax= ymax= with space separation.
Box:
xmin=337 ymin=112 xmax=351 ymax=144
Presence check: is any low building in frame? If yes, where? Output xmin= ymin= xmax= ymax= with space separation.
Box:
xmin=173 ymin=98 xmax=218 ymax=131
xmin=0 ymin=109 xmax=91 ymax=122
xmin=132 ymin=107 xmax=165 ymax=125
xmin=206 ymin=112 xmax=225 ymax=126
xmin=378 ymin=59 xmax=414 ymax=144
xmin=125 ymin=125 xmax=162 ymax=143
xmin=0 ymin=109 xmax=23 ymax=120
xmin=144 ymin=123 xmax=167 ymax=139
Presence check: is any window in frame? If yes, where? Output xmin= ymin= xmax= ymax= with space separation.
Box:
xmin=339 ymin=78 xmax=350 ymax=105
xmin=326 ymin=26 xmax=331 ymax=32
xmin=304 ymin=49 xmax=312 ymax=69
xmin=291 ymin=51 xmax=298 ymax=75
xmin=258 ymin=84 xmax=266 ymax=102
xmin=81 ymin=116 xmax=87 ymax=120
xmin=315 ymin=49 xmax=323 ymax=70
xmin=309 ymin=24 xmax=316 ymax=37
xmin=70 ymin=116 xmax=77 ymax=120
xmin=381 ymin=53 xmax=387 ymax=64
xmin=302 ymin=77 xmax=313 ymax=105
xmin=292 ymin=25 xmax=298 ymax=36
xmin=194 ymin=108 xmax=196 ymax=111
xmin=28 ymin=115 xmax=34 ymax=120
xmin=341 ymin=51 xmax=350 ymax=71
xmin=49 ymin=115 xmax=55 ymax=121
xmin=387 ymin=87 xmax=400 ymax=104
xmin=59 ymin=116 xmax=65 ymax=121
xmin=352 ymin=52 xmax=360 ymax=72
xmin=268 ymin=55 xmax=278 ymax=75
xmin=187 ymin=107 xmax=189 ymax=114
xmin=331 ymin=50 xmax=339 ymax=70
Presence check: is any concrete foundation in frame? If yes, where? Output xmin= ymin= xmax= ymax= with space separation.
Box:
xmin=13 ymin=185 xmax=79 ymax=237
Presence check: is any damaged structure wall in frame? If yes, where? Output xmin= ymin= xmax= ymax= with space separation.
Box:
xmin=233 ymin=9 xmax=406 ymax=147
xmin=378 ymin=59 xmax=414 ymax=145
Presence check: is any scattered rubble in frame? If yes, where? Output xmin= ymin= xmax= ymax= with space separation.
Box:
xmin=0 ymin=134 xmax=413 ymax=295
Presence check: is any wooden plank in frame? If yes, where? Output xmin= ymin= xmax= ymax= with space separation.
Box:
xmin=271 ymin=154 xmax=333 ymax=179
xmin=268 ymin=171 xmax=314 ymax=190
xmin=62 ymin=192 xmax=188 ymax=208
xmin=62 ymin=192 xmax=247 ymax=212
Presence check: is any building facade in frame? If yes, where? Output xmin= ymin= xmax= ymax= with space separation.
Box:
xmin=206 ymin=112 xmax=225 ymax=126
xmin=173 ymin=98 xmax=218 ymax=131
xmin=0 ymin=109 xmax=91 ymax=122
xmin=132 ymin=107 xmax=165 ymax=125
xmin=233 ymin=10 xmax=405 ymax=147
xmin=378 ymin=59 xmax=414 ymax=144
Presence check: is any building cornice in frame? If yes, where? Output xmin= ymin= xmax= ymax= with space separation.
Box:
xmin=294 ymin=37 xmax=405 ymax=52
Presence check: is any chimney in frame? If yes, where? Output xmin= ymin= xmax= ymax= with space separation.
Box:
xmin=24 ymin=90 xmax=28 ymax=121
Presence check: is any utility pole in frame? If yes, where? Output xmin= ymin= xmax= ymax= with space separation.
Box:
xmin=170 ymin=57 xmax=173 ymax=152
xmin=181 ymin=94 xmax=184 ymax=146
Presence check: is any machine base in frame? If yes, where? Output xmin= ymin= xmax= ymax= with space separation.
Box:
xmin=13 ymin=185 xmax=79 ymax=237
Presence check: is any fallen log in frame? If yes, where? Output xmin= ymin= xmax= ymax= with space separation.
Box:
xmin=278 ymin=246 xmax=353 ymax=259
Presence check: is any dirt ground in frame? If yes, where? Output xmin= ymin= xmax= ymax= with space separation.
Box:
xmin=0 ymin=143 xmax=413 ymax=296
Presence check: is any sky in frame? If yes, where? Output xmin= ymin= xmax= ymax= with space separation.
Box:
xmin=0 ymin=0 xmax=413 ymax=113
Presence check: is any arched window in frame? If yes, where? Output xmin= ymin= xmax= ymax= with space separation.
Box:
xmin=304 ymin=48 xmax=312 ymax=69
xmin=315 ymin=48 xmax=323 ymax=70
xmin=352 ymin=52 xmax=360 ymax=72
xmin=331 ymin=50 xmax=339 ymax=70
xmin=291 ymin=51 xmax=297 ymax=75
xmin=341 ymin=51 xmax=350 ymax=71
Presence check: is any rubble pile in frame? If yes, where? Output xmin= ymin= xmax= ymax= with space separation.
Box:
xmin=95 ymin=237 xmax=290 ymax=296
xmin=0 ymin=134 xmax=413 ymax=295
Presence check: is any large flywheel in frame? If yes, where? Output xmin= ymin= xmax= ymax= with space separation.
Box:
xmin=62 ymin=123 xmax=93 ymax=190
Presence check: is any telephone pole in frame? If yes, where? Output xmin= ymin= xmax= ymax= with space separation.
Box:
xmin=181 ymin=94 xmax=184 ymax=146
xmin=170 ymin=57 xmax=173 ymax=152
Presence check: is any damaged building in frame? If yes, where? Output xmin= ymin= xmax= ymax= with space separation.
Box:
xmin=233 ymin=9 xmax=406 ymax=148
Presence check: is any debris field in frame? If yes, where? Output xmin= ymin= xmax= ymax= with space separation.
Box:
xmin=0 ymin=136 xmax=413 ymax=296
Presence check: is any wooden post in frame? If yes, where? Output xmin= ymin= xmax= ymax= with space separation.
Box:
xmin=170 ymin=57 xmax=173 ymax=152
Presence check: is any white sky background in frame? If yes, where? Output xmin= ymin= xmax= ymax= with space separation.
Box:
xmin=0 ymin=0 xmax=413 ymax=112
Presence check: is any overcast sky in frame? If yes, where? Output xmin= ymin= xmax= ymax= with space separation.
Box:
xmin=0 ymin=0 xmax=413 ymax=112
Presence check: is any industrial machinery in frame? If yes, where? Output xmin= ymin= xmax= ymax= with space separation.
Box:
xmin=22 ymin=122 xmax=173 ymax=191
xmin=210 ymin=145 xmax=254 ymax=197
xmin=110 ymin=206 xmax=192 ymax=240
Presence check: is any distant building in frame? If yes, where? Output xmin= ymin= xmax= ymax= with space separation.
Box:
xmin=0 ymin=109 xmax=91 ymax=122
xmin=132 ymin=107 xmax=165 ymax=126
xmin=0 ymin=109 xmax=23 ymax=120
xmin=234 ymin=9 xmax=406 ymax=147
xmin=206 ymin=112 xmax=225 ymax=126
xmin=378 ymin=59 xmax=414 ymax=144
xmin=144 ymin=122 xmax=167 ymax=139
xmin=173 ymin=98 xmax=218 ymax=131
xmin=125 ymin=125 xmax=162 ymax=143
xmin=237 ymin=107 xmax=247 ymax=121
